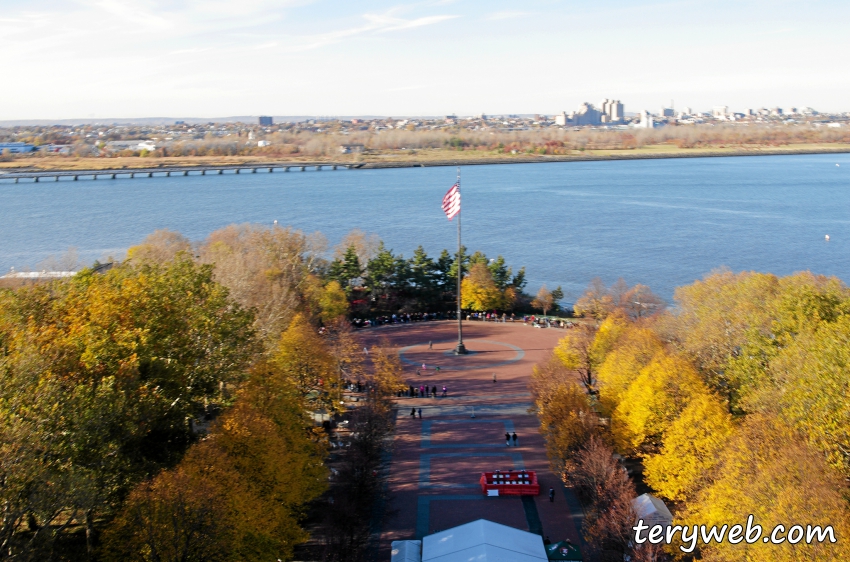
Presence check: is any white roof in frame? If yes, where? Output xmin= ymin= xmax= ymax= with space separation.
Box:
xmin=422 ymin=519 xmax=547 ymax=562
xmin=391 ymin=540 xmax=422 ymax=562
xmin=633 ymin=494 xmax=673 ymax=523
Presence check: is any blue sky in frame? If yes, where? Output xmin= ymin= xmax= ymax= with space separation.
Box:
xmin=2 ymin=0 xmax=849 ymax=119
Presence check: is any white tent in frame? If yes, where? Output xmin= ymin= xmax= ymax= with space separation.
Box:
xmin=391 ymin=540 xmax=422 ymax=562
xmin=632 ymin=494 xmax=673 ymax=541
xmin=421 ymin=519 xmax=548 ymax=562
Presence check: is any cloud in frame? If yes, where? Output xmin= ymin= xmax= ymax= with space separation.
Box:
xmin=487 ymin=10 xmax=535 ymax=20
xmin=284 ymin=7 xmax=459 ymax=51
xmin=365 ymin=11 xmax=459 ymax=32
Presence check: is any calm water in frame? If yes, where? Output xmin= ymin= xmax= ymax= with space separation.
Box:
xmin=2 ymin=154 xmax=850 ymax=303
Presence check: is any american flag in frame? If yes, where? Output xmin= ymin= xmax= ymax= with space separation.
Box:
xmin=442 ymin=183 xmax=460 ymax=220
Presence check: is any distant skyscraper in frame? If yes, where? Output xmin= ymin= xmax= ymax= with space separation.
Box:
xmin=259 ymin=116 xmax=273 ymax=126
xmin=639 ymin=110 xmax=654 ymax=128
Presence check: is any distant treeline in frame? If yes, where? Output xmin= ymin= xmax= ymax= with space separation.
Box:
xmin=5 ymin=124 xmax=850 ymax=159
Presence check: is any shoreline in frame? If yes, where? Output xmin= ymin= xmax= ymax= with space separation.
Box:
xmin=1 ymin=146 xmax=849 ymax=179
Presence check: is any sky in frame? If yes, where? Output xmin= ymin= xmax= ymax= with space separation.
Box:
xmin=2 ymin=0 xmax=850 ymax=120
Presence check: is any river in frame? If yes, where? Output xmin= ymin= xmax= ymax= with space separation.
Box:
xmin=2 ymin=153 xmax=849 ymax=303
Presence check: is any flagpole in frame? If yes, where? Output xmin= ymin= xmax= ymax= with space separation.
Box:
xmin=454 ymin=165 xmax=467 ymax=355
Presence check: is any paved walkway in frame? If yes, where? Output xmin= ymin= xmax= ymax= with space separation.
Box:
xmin=363 ymin=321 xmax=584 ymax=559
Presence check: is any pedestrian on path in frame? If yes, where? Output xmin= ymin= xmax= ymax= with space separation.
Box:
xmin=429 ymin=341 xmax=433 ymax=349
xmin=505 ymin=432 xmax=510 ymax=446
xmin=410 ymin=408 xmax=416 ymax=418
xmin=432 ymin=385 xmax=437 ymax=398
xmin=422 ymin=363 xmax=426 ymax=371
xmin=511 ymin=432 xmax=518 ymax=446
xmin=549 ymin=487 xmax=555 ymax=502
xmin=442 ymin=386 xmax=447 ymax=397
xmin=420 ymin=385 xmax=425 ymax=397
xmin=418 ymin=408 xmax=422 ymax=419
xmin=492 ymin=373 xmax=497 ymax=383
xmin=409 ymin=385 xmax=414 ymax=397
xmin=364 ymin=347 xmax=369 ymax=356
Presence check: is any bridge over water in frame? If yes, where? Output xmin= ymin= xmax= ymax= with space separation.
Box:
xmin=0 ymin=162 xmax=367 ymax=183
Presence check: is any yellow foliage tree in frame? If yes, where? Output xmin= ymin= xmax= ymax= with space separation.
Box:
xmin=596 ymin=323 xmax=665 ymax=416
xmin=272 ymin=313 xmax=339 ymax=412
xmin=317 ymin=280 xmax=349 ymax=323
xmin=461 ymin=262 xmax=505 ymax=311
xmin=553 ymin=325 xmax=598 ymax=388
xmin=370 ymin=345 xmax=408 ymax=399
xmin=643 ymin=392 xmax=733 ymax=502
xmin=681 ymin=415 xmax=850 ymax=562
xmin=611 ymin=351 xmax=708 ymax=454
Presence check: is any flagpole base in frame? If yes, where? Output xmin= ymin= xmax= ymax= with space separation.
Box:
xmin=454 ymin=343 xmax=468 ymax=355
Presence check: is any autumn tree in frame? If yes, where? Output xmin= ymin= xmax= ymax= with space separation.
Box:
xmin=369 ymin=344 xmax=408 ymax=400
xmin=681 ymin=415 xmax=850 ymax=561
xmin=530 ymin=356 xmax=598 ymax=476
xmin=198 ymin=223 xmax=325 ymax=343
xmin=553 ymin=324 xmax=599 ymax=388
xmin=461 ymin=262 xmax=506 ymax=311
xmin=271 ymin=313 xmax=339 ymax=413
xmin=532 ymin=285 xmax=555 ymax=316
xmin=610 ymin=350 xmax=709 ymax=454
xmin=0 ymin=257 xmax=256 ymax=557
xmin=643 ymin=392 xmax=733 ymax=502
xmin=574 ymin=277 xmax=615 ymax=321
xmin=126 ymin=228 xmax=192 ymax=264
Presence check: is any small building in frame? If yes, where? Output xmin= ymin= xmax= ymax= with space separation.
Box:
xmin=340 ymin=144 xmax=366 ymax=154
xmin=257 ymin=140 xmax=271 ymax=147
xmin=258 ymin=116 xmax=274 ymax=126
xmin=0 ymin=142 xmax=36 ymax=154
xmin=391 ymin=519 xmax=548 ymax=562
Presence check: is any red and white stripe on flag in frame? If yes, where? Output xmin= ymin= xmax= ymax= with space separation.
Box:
xmin=442 ymin=183 xmax=461 ymax=220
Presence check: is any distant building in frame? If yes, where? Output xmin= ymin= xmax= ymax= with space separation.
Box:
xmin=712 ymin=106 xmax=728 ymax=118
xmin=639 ymin=110 xmax=654 ymax=128
xmin=1 ymin=269 xmax=77 ymax=280
xmin=600 ymin=99 xmax=624 ymax=122
xmin=258 ymin=116 xmax=274 ymax=126
xmin=660 ymin=107 xmax=674 ymax=117
xmin=104 ymin=140 xmax=155 ymax=152
xmin=175 ymin=120 xmax=185 ymax=125
xmin=770 ymin=107 xmax=783 ymax=116
xmin=555 ymin=111 xmax=568 ymax=126
xmin=339 ymin=144 xmax=365 ymax=154
xmin=257 ymin=140 xmax=271 ymax=147
xmin=0 ymin=142 xmax=36 ymax=154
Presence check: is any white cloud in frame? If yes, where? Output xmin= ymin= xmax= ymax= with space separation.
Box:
xmin=487 ymin=10 xmax=535 ymax=20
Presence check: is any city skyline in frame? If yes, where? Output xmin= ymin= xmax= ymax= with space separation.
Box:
xmin=3 ymin=0 xmax=850 ymax=120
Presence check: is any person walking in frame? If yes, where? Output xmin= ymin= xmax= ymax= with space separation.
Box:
xmin=409 ymin=385 xmax=414 ymax=397
xmin=432 ymin=385 xmax=437 ymax=398
xmin=548 ymin=487 xmax=555 ymax=502
xmin=418 ymin=408 xmax=422 ymax=419
xmin=511 ymin=432 xmax=518 ymax=447
xmin=429 ymin=341 xmax=433 ymax=350
xmin=442 ymin=385 xmax=447 ymax=397
xmin=422 ymin=363 xmax=427 ymax=371
xmin=492 ymin=373 xmax=497 ymax=383
xmin=505 ymin=432 xmax=511 ymax=446
xmin=410 ymin=408 xmax=416 ymax=418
